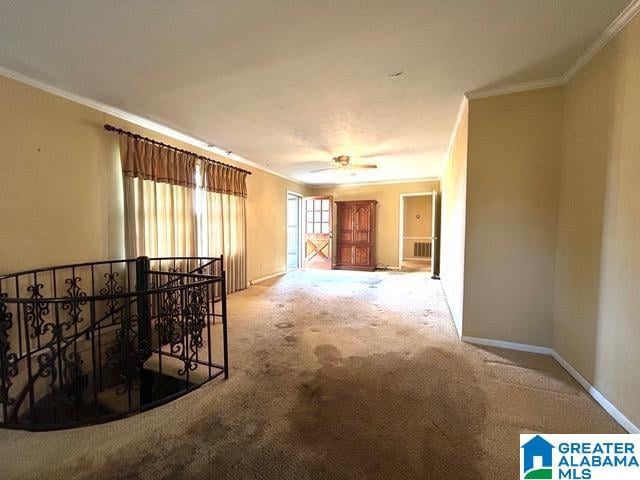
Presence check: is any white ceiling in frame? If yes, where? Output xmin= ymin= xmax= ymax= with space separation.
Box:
xmin=0 ymin=0 xmax=632 ymax=185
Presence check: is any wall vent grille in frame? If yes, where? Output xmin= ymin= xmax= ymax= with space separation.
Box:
xmin=413 ymin=242 xmax=431 ymax=258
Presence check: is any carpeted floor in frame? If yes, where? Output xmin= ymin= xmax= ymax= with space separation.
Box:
xmin=0 ymin=270 xmax=622 ymax=479
xmin=401 ymin=258 xmax=430 ymax=272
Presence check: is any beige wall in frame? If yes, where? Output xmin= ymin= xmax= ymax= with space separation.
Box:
xmin=0 ymin=74 xmax=308 ymax=282
xmin=553 ymin=14 xmax=640 ymax=428
xmin=0 ymin=75 xmax=121 ymax=272
xmin=312 ymin=180 xmax=439 ymax=268
xmin=463 ymin=87 xmax=563 ymax=346
xmin=440 ymin=106 xmax=468 ymax=334
xmin=403 ymin=195 xmax=432 ymax=237
xmin=245 ymin=173 xmax=309 ymax=281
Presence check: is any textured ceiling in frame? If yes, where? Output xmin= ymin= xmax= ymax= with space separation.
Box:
xmin=0 ymin=0 xmax=632 ymax=184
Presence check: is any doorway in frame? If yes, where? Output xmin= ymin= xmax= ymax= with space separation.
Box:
xmin=286 ymin=191 xmax=302 ymax=270
xmin=303 ymin=195 xmax=333 ymax=270
xmin=399 ymin=192 xmax=436 ymax=274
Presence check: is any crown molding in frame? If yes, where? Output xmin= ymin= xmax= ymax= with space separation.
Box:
xmin=0 ymin=65 xmax=306 ymax=186
xmin=466 ymin=0 xmax=640 ymax=100
xmin=465 ymin=76 xmax=565 ymax=100
xmin=444 ymin=95 xmax=469 ymax=159
xmin=308 ymin=177 xmax=440 ymax=189
xmin=563 ymin=0 xmax=640 ymax=82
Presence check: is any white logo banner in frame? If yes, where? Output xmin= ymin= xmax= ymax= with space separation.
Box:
xmin=520 ymin=434 xmax=640 ymax=480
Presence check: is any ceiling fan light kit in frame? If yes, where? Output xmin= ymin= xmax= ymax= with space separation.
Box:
xmin=333 ymin=155 xmax=351 ymax=166
xmin=334 ymin=155 xmax=378 ymax=169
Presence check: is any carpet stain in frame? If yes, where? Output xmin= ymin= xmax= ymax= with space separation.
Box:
xmin=275 ymin=321 xmax=294 ymax=329
xmin=287 ymin=347 xmax=487 ymax=479
xmin=314 ymin=344 xmax=343 ymax=366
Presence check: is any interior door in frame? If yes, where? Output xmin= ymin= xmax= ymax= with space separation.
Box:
xmin=430 ymin=191 xmax=437 ymax=277
xmin=286 ymin=193 xmax=301 ymax=269
xmin=303 ymin=196 xmax=332 ymax=270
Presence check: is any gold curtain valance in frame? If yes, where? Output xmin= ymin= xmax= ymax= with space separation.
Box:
xmin=202 ymin=162 xmax=248 ymax=198
xmin=118 ymin=133 xmax=248 ymax=197
xmin=119 ymin=136 xmax=196 ymax=188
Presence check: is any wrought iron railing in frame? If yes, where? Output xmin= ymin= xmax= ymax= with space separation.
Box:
xmin=0 ymin=256 xmax=228 ymax=430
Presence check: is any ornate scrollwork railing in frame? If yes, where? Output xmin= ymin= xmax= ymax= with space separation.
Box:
xmin=0 ymin=256 xmax=228 ymax=430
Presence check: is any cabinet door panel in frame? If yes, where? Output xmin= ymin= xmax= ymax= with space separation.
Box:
xmin=353 ymin=205 xmax=370 ymax=230
xmin=339 ymin=246 xmax=353 ymax=265
xmin=353 ymin=230 xmax=370 ymax=243
xmin=339 ymin=205 xmax=353 ymax=230
xmin=353 ymin=205 xmax=371 ymax=243
xmin=354 ymin=247 xmax=370 ymax=266
xmin=339 ymin=231 xmax=353 ymax=243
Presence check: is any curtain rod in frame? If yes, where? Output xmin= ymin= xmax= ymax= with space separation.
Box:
xmin=103 ymin=124 xmax=252 ymax=175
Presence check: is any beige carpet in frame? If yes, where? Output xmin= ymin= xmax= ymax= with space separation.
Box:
xmin=401 ymin=258 xmax=430 ymax=272
xmin=0 ymin=270 xmax=622 ymax=479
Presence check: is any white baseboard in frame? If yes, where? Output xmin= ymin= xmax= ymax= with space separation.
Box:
xmin=249 ymin=270 xmax=287 ymax=285
xmin=439 ymin=284 xmax=462 ymax=339
xmin=551 ymin=351 xmax=639 ymax=434
xmin=462 ymin=335 xmax=639 ymax=433
xmin=452 ymin=318 xmax=462 ymax=339
xmin=462 ymin=336 xmax=553 ymax=355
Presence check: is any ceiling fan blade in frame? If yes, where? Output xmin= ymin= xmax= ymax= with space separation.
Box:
xmin=357 ymin=149 xmax=420 ymax=159
xmin=350 ymin=164 xmax=378 ymax=169
xmin=310 ymin=167 xmax=335 ymax=173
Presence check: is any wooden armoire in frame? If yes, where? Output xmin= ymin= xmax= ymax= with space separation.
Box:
xmin=335 ymin=200 xmax=378 ymax=271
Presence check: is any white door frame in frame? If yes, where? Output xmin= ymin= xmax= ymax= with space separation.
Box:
xmin=398 ymin=192 xmax=436 ymax=273
xmin=286 ymin=190 xmax=304 ymax=270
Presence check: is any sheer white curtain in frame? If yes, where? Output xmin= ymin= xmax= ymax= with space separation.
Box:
xmin=123 ymin=177 xmax=197 ymax=260
xmin=196 ymin=181 xmax=247 ymax=292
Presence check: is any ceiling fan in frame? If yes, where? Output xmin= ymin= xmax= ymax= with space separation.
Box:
xmin=311 ymin=155 xmax=378 ymax=173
